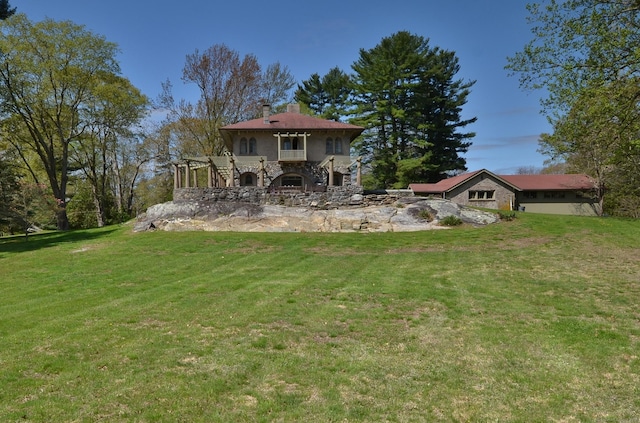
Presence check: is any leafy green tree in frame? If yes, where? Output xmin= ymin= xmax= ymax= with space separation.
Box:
xmin=506 ymin=0 xmax=640 ymax=216
xmin=71 ymin=74 xmax=149 ymax=226
xmin=9 ymin=181 xmax=57 ymax=238
xmin=295 ymin=66 xmax=352 ymax=121
xmin=0 ymin=151 xmax=20 ymax=231
xmin=350 ymin=31 xmax=476 ymax=188
xmin=506 ymin=0 xmax=640 ymax=115
xmin=539 ymin=79 xmax=640 ymax=215
xmin=0 ymin=0 xmax=15 ymax=20
xmin=0 ymin=14 xmax=142 ymax=230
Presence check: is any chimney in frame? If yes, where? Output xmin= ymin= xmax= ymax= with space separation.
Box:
xmin=262 ymin=104 xmax=270 ymax=124
xmin=287 ymin=103 xmax=300 ymax=114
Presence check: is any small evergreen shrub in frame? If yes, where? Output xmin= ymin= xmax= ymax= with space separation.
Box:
xmin=418 ymin=209 xmax=434 ymax=222
xmin=498 ymin=210 xmax=517 ymax=221
xmin=441 ymin=215 xmax=463 ymax=226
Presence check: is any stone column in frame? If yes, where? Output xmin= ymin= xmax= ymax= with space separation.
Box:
xmin=192 ymin=168 xmax=198 ymax=188
xmin=328 ymin=156 xmax=334 ymax=186
xmin=259 ymin=158 xmax=265 ymax=187
xmin=208 ymin=162 xmax=213 ymax=188
xmin=174 ymin=164 xmax=180 ymax=189
xmin=185 ymin=162 xmax=191 ymax=188
xmin=356 ymin=157 xmax=362 ymax=186
xmin=228 ymin=157 xmax=235 ymax=187
xmin=302 ymin=133 xmax=308 ymax=161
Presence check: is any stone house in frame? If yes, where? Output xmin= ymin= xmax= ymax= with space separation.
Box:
xmin=409 ymin=169 xmax=600 ymax=216
xmin=172 ymin=104 xmax=364 ymax=192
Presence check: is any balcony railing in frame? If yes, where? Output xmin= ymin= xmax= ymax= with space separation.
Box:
xmin=278 ymin=149 xmax=306 ymax=161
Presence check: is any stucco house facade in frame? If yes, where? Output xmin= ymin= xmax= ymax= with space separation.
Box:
xmin=172 ymin=104 xmax=364 ymax=192
xmin=409 ymin=169 xmax=600 ymax=216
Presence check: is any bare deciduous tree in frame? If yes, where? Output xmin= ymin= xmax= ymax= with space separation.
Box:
xmin=159 ymin=44 xmax=294 ymax=158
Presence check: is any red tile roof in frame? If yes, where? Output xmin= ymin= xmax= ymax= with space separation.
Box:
xmin=409 ymin=170 xmax=483 ymax=193
xmin=499 ymin=174 xmax=595 ymax=191
xmin=220 ymin=111 xmax=364 ymax=139
xmin=409 ymin=169 xmax=596 ymax=194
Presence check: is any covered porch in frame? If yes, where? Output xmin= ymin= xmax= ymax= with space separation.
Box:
xmin=173 ymin=155 xmax=363 ymax=190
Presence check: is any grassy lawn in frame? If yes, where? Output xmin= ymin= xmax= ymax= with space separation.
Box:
xmin=1 ymin=213 xmax=639 ymax=422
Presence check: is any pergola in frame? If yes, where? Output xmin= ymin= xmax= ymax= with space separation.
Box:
xmin=173 ymin=155 xmax=362 ymax=189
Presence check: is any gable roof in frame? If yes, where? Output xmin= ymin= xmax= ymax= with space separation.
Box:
xmin=409 ymin=170 xmax=482 ymax=194
xmin=219 ymin=111 xmax=364 ymax=142
xmin=409 ymin=169 xmax=596 ymax=194
xmin=499 ymin=174 xmax=595 ymax=191
xmin=409 ymin=169 xmax=520 ymax=194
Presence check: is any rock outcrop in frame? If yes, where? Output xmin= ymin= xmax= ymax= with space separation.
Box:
xmin=134 ymin=197 xmax=499 ymax=233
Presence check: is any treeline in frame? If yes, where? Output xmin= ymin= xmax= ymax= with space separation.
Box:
xmin=0 ymin=14 xmax=299 ymax=233
xmin=160 ymin=31 xmax=477 ymax=191
xmin=295 ymin=31 xmax=476 ymax=189
xmin=507 ymin=0 xmax=640 ymax=217
xmin=0 ymin=14 xmax=155 ymax=232
xmin=0 ymin=7 xmax=478 ymax=232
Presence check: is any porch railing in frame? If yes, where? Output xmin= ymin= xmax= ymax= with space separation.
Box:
xmin=278 ymin=149 xmax=306 ymax=161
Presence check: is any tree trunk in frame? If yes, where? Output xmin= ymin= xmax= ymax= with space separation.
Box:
xmin=112 ymin=159 xmax=124 ymax=214
xmin=94 ymin=205 xmax=105 ymax=227
xmin=92 ymin=187 xmax=105 ymax=228
xmin=56 ymin=206 xmax=70 ymax=231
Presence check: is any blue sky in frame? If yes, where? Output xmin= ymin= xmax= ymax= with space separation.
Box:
xmin=16 ymin=0 xmax=550 ymax=174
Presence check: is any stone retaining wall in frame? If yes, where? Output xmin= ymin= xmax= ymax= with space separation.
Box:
xmin=173 ymin=186 xmax=413 ymax=208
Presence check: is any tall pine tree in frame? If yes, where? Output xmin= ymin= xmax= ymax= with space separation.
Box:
xmin=350 ymin=31 xmax=476 ymax=188
xmin=0 ymin=0 xmax=15 ymax=20
xmin=295 ymin=66 xmax=352 ymax=121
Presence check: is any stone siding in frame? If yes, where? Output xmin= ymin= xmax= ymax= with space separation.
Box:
xmin=174 ymin=186 xmax=366 ymax=208
xmin=172 ymin=186 xmax=418 ymax=209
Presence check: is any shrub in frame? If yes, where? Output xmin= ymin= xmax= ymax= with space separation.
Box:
xmin=440 ymin=215 xmax=462 ymax=226
xmin=498 ymin=210 xmax=517 ymax=221
xmin=418 ymin=209 xmax=434 ymax=222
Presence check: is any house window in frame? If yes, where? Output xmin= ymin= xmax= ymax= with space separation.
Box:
xmin=523 ymin=191 xmax=538 ymax=199
xmin=242 ymin=173 xmax=256 ymax=186
xmin=282 ymin=175 xmax=303 ymax=186
xmin=240 ymin=138 xmax=256 ymax=155
xmin=240 ymin=137 xmax=248 ymax=154
xmin=325 ymin=137 xmax=344 ymax=154
xmin=469 ymin=190 xmax=495 ymax=200
xmin=283 ymin=136 xmax=300 ymax=150
xmin=543 ymin=191 xmax=566 ymax=199
xmin=326 ymin=138 xmax=333 ymax=154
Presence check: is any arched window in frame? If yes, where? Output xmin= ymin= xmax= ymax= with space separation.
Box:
xmin=326 ymin=137 xmax=333 ymax=154
xmin=241 ymin=173 xmax=256 ymax=186
xmin=249 ymin=137 xmax=257 ymax=154
xmin=335 ymin=137 xmax=343 ymax=154
xmin=326 ymin=137 xmax=343 ymax=154
xmin=281 ymin=174 xmax=303 ymax=187
xmin=240 ymin=137 xmax=248 ymax=155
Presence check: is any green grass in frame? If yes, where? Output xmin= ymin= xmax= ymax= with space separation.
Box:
xmin=1 ymin=213 xmax=639 ymax=422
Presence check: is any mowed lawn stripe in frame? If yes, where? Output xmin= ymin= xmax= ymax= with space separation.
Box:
xmin=0 ymin=215 xmax=639 ymax=421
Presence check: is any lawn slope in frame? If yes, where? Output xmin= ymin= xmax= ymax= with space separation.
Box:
xmin=1 ymin=213 xmax=639 ymax=422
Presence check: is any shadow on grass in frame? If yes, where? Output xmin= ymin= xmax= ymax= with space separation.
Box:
xmin=0 ymin=227 xmax=118 ymax=255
